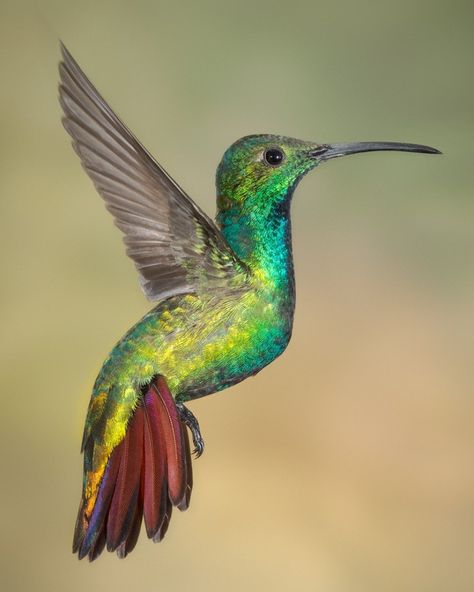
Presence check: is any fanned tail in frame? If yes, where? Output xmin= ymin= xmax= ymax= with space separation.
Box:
xmin=73 ymin=376 xmax=193 ymax=561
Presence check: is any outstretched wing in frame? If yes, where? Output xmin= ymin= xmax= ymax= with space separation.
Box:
xmin=59 ymin=44 xmax=244 ymax=301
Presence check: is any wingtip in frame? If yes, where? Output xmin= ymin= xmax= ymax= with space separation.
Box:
xmin=58 ymin=41 xmax=80 ymax=72
xmin=59 ymin=40 xmax=70 ymax=58
xmin=58 ymin=41 xmax=74 ymax=80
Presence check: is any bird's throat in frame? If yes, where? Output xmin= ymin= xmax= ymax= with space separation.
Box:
xmin=216 ymin=198 xmax=295 ymax=295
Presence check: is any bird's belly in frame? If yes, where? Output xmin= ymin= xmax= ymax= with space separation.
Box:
xmin=160 ymin=292 xmax=293 ymax=401
xmin=101 ymin=291 xmax=294 ymax=402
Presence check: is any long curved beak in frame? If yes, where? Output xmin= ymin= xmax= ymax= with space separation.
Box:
xmin=313 ymin=141 xmax=441 ymax=161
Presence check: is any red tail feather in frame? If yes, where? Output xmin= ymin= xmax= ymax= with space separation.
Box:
xmin=152 ymin=377 xmax=189 ymax=506
xmin=73 ymin=375 xmax=195 ymax=561
xmin=117 ymin=480 xmax=144 ymax=558
xmin=106 ymin=405 xmax=144 ymax=551
xmin=143 ymin=388 xmax=168 ymax=538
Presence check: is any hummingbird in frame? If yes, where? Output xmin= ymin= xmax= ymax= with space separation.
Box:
xmin=58 ymin=43 xmax=440 ymax=561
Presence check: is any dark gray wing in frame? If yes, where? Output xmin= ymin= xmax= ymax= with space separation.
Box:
xmin=59 ymin=44 xmax=244 ymax=301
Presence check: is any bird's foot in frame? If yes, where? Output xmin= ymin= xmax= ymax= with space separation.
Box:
xmin=177 ymin=403 xmax=204 ymax=458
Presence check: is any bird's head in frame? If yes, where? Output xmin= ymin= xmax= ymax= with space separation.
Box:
xmin=216 ymin=134 xmax=440 ymax=216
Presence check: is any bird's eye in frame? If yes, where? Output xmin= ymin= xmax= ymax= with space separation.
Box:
xmin=264 ymin=147 xmax=285 ymax=166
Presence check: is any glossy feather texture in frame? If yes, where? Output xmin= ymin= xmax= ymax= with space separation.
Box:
xmin=60 ymin=48 xmax=313 ymax=561
xmin=59 ymin=43 xmax=243 ymax=302
xmin=60 ymin=45 xmax=439 ymax=560
xmin=73 ymin=377 xmax=192 ymax=560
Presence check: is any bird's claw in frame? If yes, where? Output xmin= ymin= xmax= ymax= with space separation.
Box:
xmin=177 ymin=403 xmax=205 ymax=458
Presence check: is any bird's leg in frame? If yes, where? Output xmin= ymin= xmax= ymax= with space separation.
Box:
xmin=177 ymin=403 xmax=204 ymax=458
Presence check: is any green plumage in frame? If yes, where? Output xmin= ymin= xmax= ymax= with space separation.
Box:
xmin=58 ymin=44 xmax=440 ymax=560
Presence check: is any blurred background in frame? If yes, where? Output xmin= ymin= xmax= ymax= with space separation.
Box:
xmin=1 ymin=1 xmax=472 ymax=590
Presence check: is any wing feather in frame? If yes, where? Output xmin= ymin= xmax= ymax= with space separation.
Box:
xmin=59 ymin=43 xmax=244 ymax=301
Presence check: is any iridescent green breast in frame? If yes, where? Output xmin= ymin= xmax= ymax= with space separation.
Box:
xmin=96 ymin=279 xmax=294 ymax=404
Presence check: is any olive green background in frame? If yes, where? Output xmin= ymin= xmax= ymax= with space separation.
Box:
xmin=1 ymin=1 xmax=472 ymax=591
